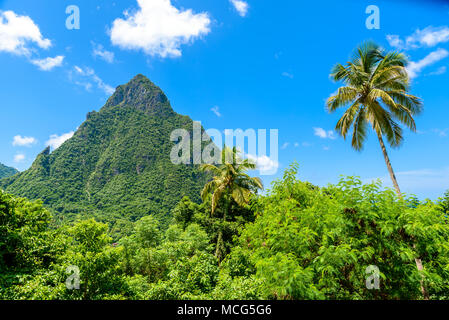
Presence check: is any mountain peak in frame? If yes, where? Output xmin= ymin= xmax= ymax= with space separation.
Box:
xmin=104 ymin=74 xmax=174 ymax=117
xmin=130 ymin=73 xmax=151 ymax=82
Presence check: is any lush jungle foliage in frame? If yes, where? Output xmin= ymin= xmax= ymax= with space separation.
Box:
xmin=0 ymin=163 xmax=17 ymax=179
xmin=2 ymin=163 xmax=449 ymax=300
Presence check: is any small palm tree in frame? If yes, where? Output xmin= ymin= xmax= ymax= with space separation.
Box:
xmin=200 ymin=146 xmax=263 ymax=262
xmin=327 ymin=42 xmax=422 ymax=198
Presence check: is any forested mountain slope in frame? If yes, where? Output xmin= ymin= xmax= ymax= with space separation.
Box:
xmin=1 ymin=75 xmax=210 ymax=231
xmin=0 ymin=163 xmax=17 ymax=179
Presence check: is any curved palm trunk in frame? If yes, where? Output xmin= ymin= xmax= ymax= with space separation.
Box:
xmin=375 ymin=131 xmax=402 ymax=198
xmin=376 ymin=132 xmax=428 ymax=299
xmin=215 ymin=200 xmax=228 ymax=265
xmin=215 ymin=231 xmax=223 ymax=262
xmin=413 ymin=244 xmax=429 ymax=300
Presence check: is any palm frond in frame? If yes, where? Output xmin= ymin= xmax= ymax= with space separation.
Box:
xmin=201 ymin=181 xmax=216 ymax=201
xmin=231 ymin=187 xmax=251 ymax=207
xmin=385 ymin=90 xmax=423 ymax=115
xmin=200 ymin=163 xmax=221 ymax=175
xmin=335 ymin=101 xmax=360 ymax=138
xmin=369 ymin=101 xmax=403 ymax=147
xmin=201 ymin=145 xmax=263 ymax=215
xmin=327 ymin=86 xmax=359 ymax=112
xmin=351 ymin=107 xmax=368 ymax=151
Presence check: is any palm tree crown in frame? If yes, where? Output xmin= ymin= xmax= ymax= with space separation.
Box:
xmin=327 ymin=41 xmax=422 ymax=150
xmin=200 ymin=146 xmax=263 ymax=214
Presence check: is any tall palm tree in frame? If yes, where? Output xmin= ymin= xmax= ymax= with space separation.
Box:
xmin=327 ymin=42 xmax=427 ymax=299
xmin=326 ymin=42 xmax=423 ymax=198
xmin=200 ymin=146 xmax=263 ymax=263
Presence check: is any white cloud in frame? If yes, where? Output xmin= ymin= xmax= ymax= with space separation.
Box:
xmin=407 ymin=48 xmax=449 ymax=78
xmin=46 ymin=131 xmax=74 ymax=150
xmin=387 ymin=26 xmax=449 ymax=50
xmin=302 ymin=142 xmax=312 ymax=147
xmin=0 ymin=11 xmax=66 ymax=73
xmin=74 ymin=65 xmax=85 ymax=74
xmin=14 ymin=154 xmax=25 ymax=163
xmin=211 ymin=105 xmax=221 ymax=117
xmin=274 ymin=51 xmax=283 ymax=60
xmin=230 ymin=0 xmax=249 ymax=17
xmin=71 ymin=66 xmax=115 ymax=95
xmin=0 ymin=10 xmax=51 ymax=56
xmin=407 ymin=26 xmax=449 ymax=49
xmin=313 ymin=127 xmax=336 ymax=140
xmin=247 ymin=154 xmax=279 ymax=175
xmin=427 ymin=66 xmax=447 ymax=76
xmin=281 ymin=142 xmax=289 ymax=149
xmin=386 ymin=34 xmax=404 ymax=49
xmin=12 ymin=135 xmax=37 ymax=147
xmin=110 ymin=0 xmax=211 ymax=58
xmin=281 ymin=71 xmax=294 ymax=79
xmin=432 ymin=128 xmax=449 ymax=137
xmin=30 ymin=55 xmax=64 ymax=71
xmin=92 ymin=42 xmax=115 ymax=63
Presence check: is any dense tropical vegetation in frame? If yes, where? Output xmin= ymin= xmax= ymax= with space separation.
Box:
xmin=1 ymin=49 xmax=448 ymax=300
xmin=1 ymin=162 xmax=449 ymax=300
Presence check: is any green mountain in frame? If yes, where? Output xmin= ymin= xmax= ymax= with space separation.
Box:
xmin=0 ymin=163 xmax=18 ymax=179
xmin=1 ymin=75 xmax=211 ymax=233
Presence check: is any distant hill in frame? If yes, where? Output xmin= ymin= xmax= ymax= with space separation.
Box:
xmin=0 ymin=163 xmax=18 ymax=179
xmin=0 ymin=75 xmax=211 ymax=234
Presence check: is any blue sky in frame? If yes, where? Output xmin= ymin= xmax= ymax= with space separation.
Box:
xmin=0 ymin=0 xmax=448 ymax=199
